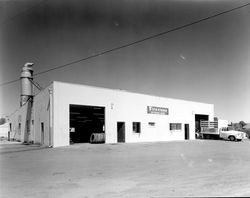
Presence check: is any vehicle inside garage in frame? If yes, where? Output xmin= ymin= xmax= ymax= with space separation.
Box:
xmin=195 ymin=114 xmax=209 ymax=134
xmin=69 ymin=104 xmax=105 ymax=144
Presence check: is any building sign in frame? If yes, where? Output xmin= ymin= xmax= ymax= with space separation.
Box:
xmin=147 ymin=106 xmax=169 ymax=115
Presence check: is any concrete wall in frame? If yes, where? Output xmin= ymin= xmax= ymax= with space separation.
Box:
xmin=9 ymin=102 xmax=31 ymax=142
xmin=8 ymin=84 xmax=52 ymax=146
xmin=33 ymin=84 xmax=52 ymax=146
xmin=53 ymin=81 xmax=214 ymax=147
xmin=0 ymin=123 xmax=9 ymax=138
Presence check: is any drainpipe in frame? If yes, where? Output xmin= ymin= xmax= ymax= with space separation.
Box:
xmin=48 ymin=88 xmax=53 ymax=147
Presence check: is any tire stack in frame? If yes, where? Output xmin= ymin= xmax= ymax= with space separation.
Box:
xmin=90 ymin=133 xmax=105 ymax=144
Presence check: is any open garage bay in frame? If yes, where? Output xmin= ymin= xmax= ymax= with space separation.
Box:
xmin=1 ymin=140 xmax=250 ymax=197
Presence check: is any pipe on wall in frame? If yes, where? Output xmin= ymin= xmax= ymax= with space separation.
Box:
xmin=48 ymin=88 xmax=53 ymax=147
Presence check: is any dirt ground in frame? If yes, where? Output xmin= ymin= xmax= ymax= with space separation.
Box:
xmin=1 ymin=139 xmax=250 ymax=197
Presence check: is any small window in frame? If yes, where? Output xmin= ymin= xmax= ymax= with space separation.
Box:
xmin=170 ymin=123 xmax=182 ymax=131
xmin=148 ymin=122 xmax=155 ymax=127
xmin=133 ymin=122 xmax=141 ymax=133
xmin=18 ymin=123 xmax=21 ymax=134
xmin=32 ymin=120 xmax=34 ymax=125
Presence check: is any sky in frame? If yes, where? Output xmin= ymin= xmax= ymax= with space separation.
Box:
xmin=0 ymin=0 xmax=249 ymax=123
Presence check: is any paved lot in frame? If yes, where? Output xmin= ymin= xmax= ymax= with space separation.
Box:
xmin=1 ymin=139 xmax=250 ymax=197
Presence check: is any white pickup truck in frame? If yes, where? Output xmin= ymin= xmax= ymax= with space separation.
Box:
xmin=219 ymin=127 xmax=245 ymax=141
xmin=199 ymin=120 xmax=245 ymax=141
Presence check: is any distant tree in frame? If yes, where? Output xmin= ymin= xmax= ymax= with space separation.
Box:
xmin=0 ymin=117 xmax=6 ymax=125
xmin=239 ymin=121 xmax=247 ymax=129
xmin=232 ymin=121 xmax=247 ymax=131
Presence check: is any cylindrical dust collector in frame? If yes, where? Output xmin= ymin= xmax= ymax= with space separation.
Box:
xmin=20 ymin=63 xmax=34 ymax=106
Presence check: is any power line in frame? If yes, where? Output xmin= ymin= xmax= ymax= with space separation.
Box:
xmin=0 ymin=79 xmax=20 ymax=86
xmin=0 ymin=2 xmax=249 ymax=87
xmin=0 ymin=1 xmax=44 ymax=87
xmin=7 ymin=97 xmax=31 ymax=118
xmin=28 ymin=78 xmax=43 ymax=90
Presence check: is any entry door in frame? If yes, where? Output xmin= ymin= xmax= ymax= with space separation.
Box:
xmin=117 ymin=122 xmax=125 ymax=143
xmin=185 ymin=124 xmax=189 ymax=140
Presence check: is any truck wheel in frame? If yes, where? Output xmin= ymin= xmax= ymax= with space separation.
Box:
xmin=229 ymin=136 xmax=236 ymax=141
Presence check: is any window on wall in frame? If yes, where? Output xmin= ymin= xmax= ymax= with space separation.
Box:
xmin=170 ymin=123 xmax=182 ymax=131
xmin=148 ymin=122 xmax=155 ymax=127
xmin=18 ymin=123 xmax=21 ymax=134
xmin=133 ymin=122 xmax=141 ymax=133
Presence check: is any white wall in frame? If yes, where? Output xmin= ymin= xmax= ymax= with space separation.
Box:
xmin=9 ymin=102 xmax=31 ymax=142
xmin=53 ymin=81 xmax=214 ymax=147
xmin=0 ymin=123 xmax=9 ymax=138
xmin=33 ymin=84 xmax=52 ymax=146
xmin=8 ymin=84 xmax=52 ymax=146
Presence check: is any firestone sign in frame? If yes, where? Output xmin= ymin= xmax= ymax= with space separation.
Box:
xmin=147 ymin=106 xmax=169 ymax=115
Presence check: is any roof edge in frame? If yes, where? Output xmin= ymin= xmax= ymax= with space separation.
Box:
xmin=52 ymin=81 xmax=214 ymax=106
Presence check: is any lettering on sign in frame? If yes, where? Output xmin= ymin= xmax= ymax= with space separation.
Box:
xmin=147 ymin=106 xmax=169 ymax=115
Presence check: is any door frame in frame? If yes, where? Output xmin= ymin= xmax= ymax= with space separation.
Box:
xmin=117 ymin=122 xmax=125 ymax=143
xmin=185 ymin=124 xmax=189 ymax=140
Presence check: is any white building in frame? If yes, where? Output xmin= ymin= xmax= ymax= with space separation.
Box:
xmin=9 ymin=81 xmax=214 ymax=147
xmin=0 ymin=123 xmax=9 ymax=138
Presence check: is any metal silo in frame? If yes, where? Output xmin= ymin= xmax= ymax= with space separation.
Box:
xmin=20 ymin=63 xmax=34 ymax=106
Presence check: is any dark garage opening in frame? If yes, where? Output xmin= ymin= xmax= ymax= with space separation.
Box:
xmin=117 ymin=122 xmax=125 ymax=143
xmin=69 ymin=104 xmax=105 ymax=144
xmin=195 ymin=114 xmax=209 ymax=134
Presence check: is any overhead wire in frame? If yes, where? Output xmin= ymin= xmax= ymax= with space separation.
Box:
xmin=0 ymin=2 xmax=249 ymax=87
xmin=0 ymin=0 xmax=45 ymax=87
xmin=7 ymin=97 xmax=32 ymax=118
xmin=28 ymin=78 xmax=43 ymax=90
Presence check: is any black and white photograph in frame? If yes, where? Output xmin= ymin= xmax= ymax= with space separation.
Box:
xmin=0 ymin=0 xmax=250 ymax=197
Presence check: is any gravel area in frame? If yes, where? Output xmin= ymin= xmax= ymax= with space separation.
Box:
xmin=1 ymin=139 xmax=250 ymax=197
